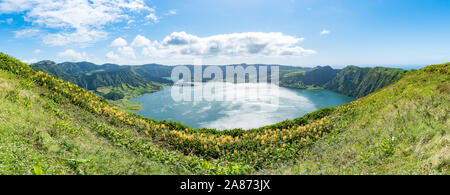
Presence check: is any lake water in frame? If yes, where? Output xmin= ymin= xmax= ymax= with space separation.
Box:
xmin=131 ymin=82 xmax=355 ymax=130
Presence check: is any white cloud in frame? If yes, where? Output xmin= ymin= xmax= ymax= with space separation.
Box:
xmin=146 ymin=13 xmax=158 ymax=23
xmin=161 ymin=31 xmax=199 ymax=46
xmin=111 ymin=37 xmax=128 ymax=47
xmin=166 ymin=9 xmax=177 ymax=15
xmin=58 ymin=49 xmax=88 ymax=61
xmin=107 ymin=37 xmax=139 ymax=62
xmin=131 ymin=35 xmax=152 ymax=47
xmin=0 ymin=0 xmax=153 ymax=46
xmin=108 ymin=37 xmax=137 ymax=60
xmin=106 ymin=32 xmax=316 ymax=64
xmin=33 ymin=49 xmax=41 ymax=54
xmin=43 ymin=27 xmax=107 ymax=46
xmin=149 ymin=31 xmax=315 ymax=57
xmin=14 ymin=29 xmax=41 ymax=38
xmin=22 ymin=58 xmax=38 ymax=64
xmin=6 ymin=18 xmax=12 ymax=24
xmin=320 ymin=29 xmax=330 ymax=35
xmin=106 ymin=51 xmax=120 ymax=62
xmin=118 ymin=46 xmax=136 ymax=59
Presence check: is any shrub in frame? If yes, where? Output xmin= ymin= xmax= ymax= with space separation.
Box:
xmin=103 ymin=91 xmax=125 ymax=100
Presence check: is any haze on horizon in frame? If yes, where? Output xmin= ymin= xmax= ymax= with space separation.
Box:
xmin=0 ymin=0 xmax=449 ymax=67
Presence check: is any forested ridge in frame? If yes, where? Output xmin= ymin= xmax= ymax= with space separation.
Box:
xmin=280 ymin=65 xmax=408 ymax=98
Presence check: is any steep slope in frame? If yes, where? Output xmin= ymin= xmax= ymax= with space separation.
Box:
xmin=0 ymin=53 xmax=245 ymax=175
xmin=31 ymin=61 xmax=174 ymax=112
xmin=279 ymin=65 xmax=408 ymax=98
xmin=263 ymin=63 xmax=449 ymax=174
xmin=280 ymin=66 xmax=339 ymax=89
xmin=31 ymin=61 xmax=80 ymax=84
xmin=325 ymin=66 xmax=408 ymax=98
xmin=31 ymin=61 xmax=172 ymax=95
xmin=0 ymin=70 xmax=176 ymax=174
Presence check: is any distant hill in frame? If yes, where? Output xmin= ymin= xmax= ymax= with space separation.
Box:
xmin=280 ymin=66 xmax=339 ymax=89
xmin=325 ymin=66 xmax=408 ymax=98
xmin=31 ymin=61 xmax=173 ymax=101
xmin=31 ymin=61 xmax=173 ymax=89
xmin=280 ymin=65 xmax=408 ymax=98
xmin=264 ymin=63 xmax=449 ymax=174
xmin=32 ymin=60 xmax=407 ymax=100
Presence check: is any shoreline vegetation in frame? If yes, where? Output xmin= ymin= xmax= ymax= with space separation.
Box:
xmin=97 ymin=84 xmax=169 ymax=113
xmin=1 ymin=52 xmax=448 ymax=175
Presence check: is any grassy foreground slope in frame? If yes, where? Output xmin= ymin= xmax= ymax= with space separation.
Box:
xmin=265 ymin=64 xmax=449 ymax=174
xmin=0 ymin=71 xmax=177 ymax=174
xmin=0 ymin=53 xmax=242 ymax=175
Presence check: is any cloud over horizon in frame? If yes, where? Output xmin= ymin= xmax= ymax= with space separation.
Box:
xmin=106 ymin=32 xmax=316 ymax=64
xmin=320 ymin=29 xmax=330 ymax=35
xmin=58 ymin=49 xmax=88 ymax=61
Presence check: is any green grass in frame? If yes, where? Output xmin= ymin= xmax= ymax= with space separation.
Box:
xmin=0 ymin=70 xmax=178 ymax=175
xmin=107 ymin=83 xmax=163 ymax=99
xmin=108 ymin=98 xmax=143 ymax=113
xmin=85 ymin=69 xmax=105 ymax=76
xmin=282 ymin=70 xmax=306 ymax=78
xmin=0 ymin=51 xmax=448 ymax=175
xmin=95 ymin=83 xmax=167 ymax=112
xmin=260 ymin=64 xmax=450 ymax=174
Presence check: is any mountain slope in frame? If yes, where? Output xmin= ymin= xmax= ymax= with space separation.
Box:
xmin=31 ymin=61 xmax=172 ymax=96
xmin=31 ymin=61 xmax=175 ymax=112
xmin=280 ymin=65 xmax=408 ymax=98
xmin=0 ymin=53 xmax=241 ymax=175
xmin=280 ymin=66 xmax=339 ymax=89
xmin=31 ymin=61 xmax=80 ymax=84
xmin=325 ymin=66 xmax=408 ymax=98
xmin=263 ymin=64 xmax=449 ymax=174
xmin=0 ymin=70 xmax=178 ymax=174
xmin=1 ymin=52 xmax=448 ymax=175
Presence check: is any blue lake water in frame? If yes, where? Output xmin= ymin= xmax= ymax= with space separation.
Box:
xmin=131 ymin=82 xmax=355 ymax=130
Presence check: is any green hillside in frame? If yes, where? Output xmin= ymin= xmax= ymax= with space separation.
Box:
xmin=325 ymin=66 xmax=408 ymax=98
xmin=31 ymin=61 xmax=174 ymax=112
xmin=31 ymin=61 xmax=172 ymax=97
xmin=34 ymin=60 xmax=406 ymax=101
xmin=280 ymin=65 xmax=408 ymax=98
xmin=280 ymin=66 xmax=339 ymax=89
xmin=266 ymin=64 xmax=449 ymax=174
xmin=0 ymin=52 xmax=448 ymax=175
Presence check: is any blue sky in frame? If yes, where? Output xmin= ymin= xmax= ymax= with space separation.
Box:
xmin=0 ymin=0 xmax=449 ymax=68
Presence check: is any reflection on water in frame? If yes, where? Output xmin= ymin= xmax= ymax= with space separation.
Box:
xmin=131 ymin=82 xmax=355 ymax=130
